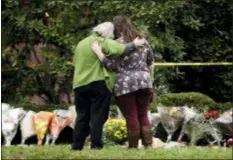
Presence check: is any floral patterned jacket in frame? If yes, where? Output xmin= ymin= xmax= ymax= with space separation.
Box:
xmin=102 ymin=39 xmax=154 ymax=96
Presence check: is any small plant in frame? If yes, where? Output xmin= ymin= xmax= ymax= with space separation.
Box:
xmin=104 ymin=119 xmax=127 ymax=145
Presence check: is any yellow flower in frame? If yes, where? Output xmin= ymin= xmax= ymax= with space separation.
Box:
xmin=114 ymin=131 xmax=121 ymax=139
xmin=108 ymin=126 xmax=113 ymax=131
xmin=104 ymin=119 xmax=127 ymax=143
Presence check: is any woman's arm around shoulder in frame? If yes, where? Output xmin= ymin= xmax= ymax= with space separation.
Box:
xmin=92 ymin=41 xmax=119 ymax=72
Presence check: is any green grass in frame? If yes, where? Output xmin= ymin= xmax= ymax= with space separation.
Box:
xmin=2 ymin=145 xmax=232 ymax=159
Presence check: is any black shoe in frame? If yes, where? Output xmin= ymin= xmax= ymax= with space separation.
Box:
xmin=91 ymin=146 xmax=103 ymax=150
xmin=71 ymin=144 xmax=83 ymax=151
xmin=91 ymin=142 xmax=103 ymax=150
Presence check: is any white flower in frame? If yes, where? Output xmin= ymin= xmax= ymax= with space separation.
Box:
xmin=132 ymin=85 xmax=137 ymax=90
xmin=123 ymin=82 xmax=128 ymax=87
xmin=141 ymin=81 xmax=146 ymax=86
xmin=125 ymin=76 xmax=130 ymax=81
xmin=115 ymin=84 xmax=120 ymax=88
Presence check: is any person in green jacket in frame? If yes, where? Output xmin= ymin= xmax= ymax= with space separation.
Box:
xmin=72 ymin=21 xmax=145 ymax=151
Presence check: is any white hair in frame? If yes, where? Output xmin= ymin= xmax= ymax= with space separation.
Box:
xmin=92 ymin=22 xmax=114 ymax=39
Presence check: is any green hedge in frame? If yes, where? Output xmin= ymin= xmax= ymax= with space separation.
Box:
xmin=150 ymin=92 xmax=217 ymax=112
xmin=10 ymin=104 xmax=71 ymax=112
xmin=7 ymin=93 xmax=231 ymax=113
xmin=219 ymin=102 xmax=232 ymax=111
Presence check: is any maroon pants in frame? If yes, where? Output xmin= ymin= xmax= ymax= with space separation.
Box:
xmin=116 ymin=88 xmax=153 ymax=130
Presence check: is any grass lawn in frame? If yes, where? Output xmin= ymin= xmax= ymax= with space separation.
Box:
xmin=2 ymin=145 xmax=232 ymax=159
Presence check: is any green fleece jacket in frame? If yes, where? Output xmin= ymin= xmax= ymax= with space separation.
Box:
xmin=72 ymin=34 xmax=125 ymax=92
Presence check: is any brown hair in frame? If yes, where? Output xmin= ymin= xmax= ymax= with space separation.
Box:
xmin=113 ymin=15 xmax=143 ymax=43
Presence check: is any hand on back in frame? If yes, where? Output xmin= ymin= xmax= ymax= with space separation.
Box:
xmin=92 ymin=41 xmax=103 ymax=54
xmin=133 ymin=37 xmax=146 ymax=47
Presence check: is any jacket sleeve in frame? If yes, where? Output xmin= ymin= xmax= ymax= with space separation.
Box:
xmin=101 ymin=38 xmax=136 ymax=58
xmin=102 ymin=57 xmax=119 ymax=72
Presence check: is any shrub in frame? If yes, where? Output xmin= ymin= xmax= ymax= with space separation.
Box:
xmin=104 ymin=119 xmax=127 ymax=145
xmin=151 ymin=92 xmax=217 ymax=111
xmin=9 ymin=104 xmax=71 ymax=112
xmin=219 ymin=102 xmax=232 ymax=111
xmin=149 ymin=102 xmax=157 ymax=113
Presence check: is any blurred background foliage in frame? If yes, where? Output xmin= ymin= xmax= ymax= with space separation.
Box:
xmin=1 ymin=0 xmax=232 ymax=105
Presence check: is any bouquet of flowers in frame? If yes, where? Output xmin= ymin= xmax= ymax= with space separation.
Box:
xmin=2 ymin=107 xmax=26 ymax=146
xmin=20 ymin=110 xmax=36 ymax=144
xmin=157 ymin=104 xmax=185 ymax=143
xmin=214 ymin=109 xmax=232 ymax=136
xmin=177 ymin=106 xmax=198 ymax=142
xmin=32 ymin=111 xmax=54 ymax=145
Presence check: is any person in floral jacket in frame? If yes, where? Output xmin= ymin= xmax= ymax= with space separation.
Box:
xmin=92 ymin=15 xmax=154 ymax=149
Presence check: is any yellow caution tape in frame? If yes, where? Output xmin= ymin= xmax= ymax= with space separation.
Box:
xmin=153 ymin=62 xmax=233 ymax=67
xmin=1 ymin=62 xmax=232 ymax=72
